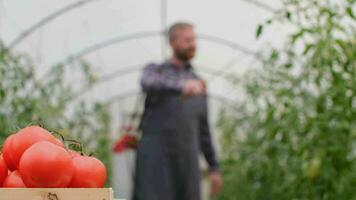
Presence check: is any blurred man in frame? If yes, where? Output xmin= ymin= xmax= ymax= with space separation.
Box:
xmin=133 ymin=22 xmax=222 ymax=200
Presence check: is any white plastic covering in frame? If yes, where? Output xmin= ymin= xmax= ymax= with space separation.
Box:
xmin=0 ymin=1 xmax=288 ymax=199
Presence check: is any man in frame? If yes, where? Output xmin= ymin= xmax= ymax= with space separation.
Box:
xmin=133 ymin=22 xmax=222 ymax=200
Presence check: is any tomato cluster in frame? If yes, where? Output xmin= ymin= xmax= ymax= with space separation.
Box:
xmin=0 ymin=126 xmax=107 ymax=188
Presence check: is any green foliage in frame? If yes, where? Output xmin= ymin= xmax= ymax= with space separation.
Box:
xmin=0 ymin=42 xmax=112 ymax=186
xmin=216 ymin=0 xmax=356 ymax=199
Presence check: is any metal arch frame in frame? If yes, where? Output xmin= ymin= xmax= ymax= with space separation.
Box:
xmin=57 ymin=41 xmax=250 ymax=102
xmin=60 ymin=31 xmax=260 ymax=65
xmin=62 ymin=35 xmax=251 ymax=101
xmin=6 ymin=0 xmax=276 ymax=49
xmin=77 ymin=63 xmax=230 ymax=86
xmin=8 ymin=0 xmax=98 ymax=49
xmin=69 ymin=62 xmax=240 ymax=101
xmin=39 ymin=31 xmax=261 ymax=82
xmin=102 ymin=89 xmax=239 ymax=110
xmin=240 ymin=0 xmax=277 ymax=12
xmin=4 ymin=0 xmax=269 ymax=106
xmin=29 ymin=30 xmax=253 ymax=104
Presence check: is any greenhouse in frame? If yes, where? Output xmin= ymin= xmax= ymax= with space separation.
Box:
xmin=0 ymin=0 xmax=355 ymax=199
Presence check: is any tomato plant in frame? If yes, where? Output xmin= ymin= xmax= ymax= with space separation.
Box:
xmin=216 ymin=0 xmax=356 ymax=199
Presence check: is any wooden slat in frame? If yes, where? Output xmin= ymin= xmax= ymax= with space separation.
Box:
xmin=0 ymin=188 xmax=114 ymax=200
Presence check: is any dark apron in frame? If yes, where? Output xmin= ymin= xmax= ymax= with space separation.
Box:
xmin=133 ymin=92 xmax=205 ymax=200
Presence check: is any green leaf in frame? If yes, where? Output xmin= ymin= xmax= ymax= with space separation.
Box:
xmin=0 ymin=89 xmax=5 ymax=99
xmin=284 ymin=62 xmax=293 ymax=69
xmin=290 ymin=29 xmax=313 ymax=44
xmin=256 ymin=24 xmax=264 ymax=39
xmin=286 ymin=11 xmax=292 ymax=20
xmin=303 ymin=44 xmax=315 ymax=55
xmin=291 ymin=31 xmax=303 ymax=44
xmin=270 ymin=49 xmax=279 ymax=61
xmin=346 ymin=7 xmax=355 ymax=19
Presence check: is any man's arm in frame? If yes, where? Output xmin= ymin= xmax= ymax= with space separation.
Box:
xmin=199 ymin=96 xmax=223 ymax=196
xmin=199 ymin=96 xmax=219 ymax=172
xmin=140 ymin=63 xmax=183 ymax=93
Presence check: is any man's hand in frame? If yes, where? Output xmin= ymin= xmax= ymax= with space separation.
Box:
xmin=182 ymin=79 xmax=206 ymax=96
xmin=209 ymin=171 xmax=222 ymax=196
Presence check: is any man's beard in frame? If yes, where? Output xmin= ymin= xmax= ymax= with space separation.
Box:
xmin=174 ymin=48 xmax=195 ymax=62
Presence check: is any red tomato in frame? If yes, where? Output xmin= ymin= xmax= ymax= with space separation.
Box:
xmin=68 ymin=150 xmax=81 ymax=158
xmin=2 ymin=135 xmax=17 ymax=171
xmin=0 ymin=155 xmax=8 ymax=186
xmin=3 ymin=126 xmax=64 ymax=170
xmin=68 ymin=155 xmax=107 ymax=188
xmin=19 ymin=141 xmax=73 ymax=188
xmin=2 ymin=170 xmax=26 ymax=188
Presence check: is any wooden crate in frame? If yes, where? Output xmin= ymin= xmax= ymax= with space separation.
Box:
xmin=0 ymin=188 xmax=116 ymax=200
